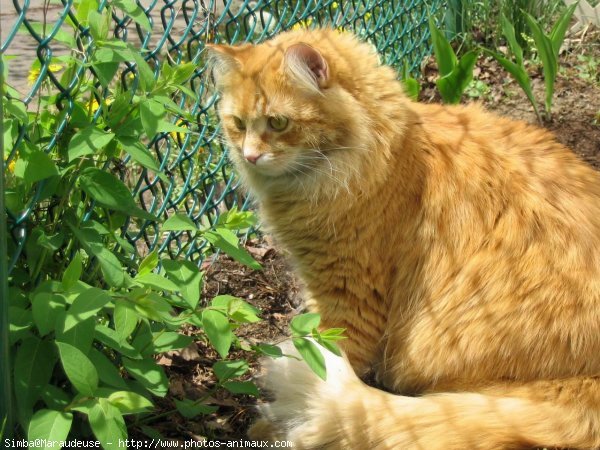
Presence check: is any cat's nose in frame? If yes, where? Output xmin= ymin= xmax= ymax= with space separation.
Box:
xmin=244 ymin=151 xmax=263 ymax=165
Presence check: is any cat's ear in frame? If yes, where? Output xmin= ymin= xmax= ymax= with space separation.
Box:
xmin=283 ymin=43 xmax=329 ymax=94
xmin=205 ymin=44 xmax=243 ymax=89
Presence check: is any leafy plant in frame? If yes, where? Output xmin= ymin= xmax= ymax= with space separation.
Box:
xmin=428 ymin=17 xmax=478 ymax=104
xmin=401 ymin=61 xmax=421 ymax=101
xmin=484 ymin=3 xmax=577 ymax=122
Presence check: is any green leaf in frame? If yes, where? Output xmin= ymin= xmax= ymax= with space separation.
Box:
xmin=202 ymin=310 xmax=233 ymax=358
xmin=428 ymin=16 xmax=457 ymax=77
xmin=9 ymin=306 xmax=33 ymax=344
xmin=162 ymin=260 xmax=202 ymax=309
xmin=93 ymin=62 xmax=119 ymax=87
xmin=501 ymin=14 xmax=523 ymax=66
xmin=68 ymin=223 xmax=125 ymax=288
xmin=174 ymin=399 xmax=218 ymax=418
xmin=64 ymin=287 xmax=111 ymax=333
xmin=290 ymin=313 xmax=321 ymax=336
xmin=108 ymin=391 xmax=153 ymax=415
xmin=292 ymin=337 xmax=326 ymax=381
xmin=139 ymin=99 xmax=165 ymax=138
xmin=212 ymin=295 xmax=261 ymax=323
xmin=40 ymin=385 xmax=71 ymax=410
xmin=132 ymin=292 xmax=172 ymax=322
xmin=152 ymin=332 xmax=193 ymax=352
xmin=135 ymin=272 xmax=181 ymax=292
xmin=523 ymin=11 xmax=557 ymax=114
xmin=162 ymin=213 xmax=197 ymax=231
xmin=78 ymin=167 xmax=156 ymax=220
xmin=55 ymin=315 xmax=95 ymax=354
xmin=482 ymin=48 xmax=540 ymax=120
xmin=436 ymin=50 xmax=478 ymax=104
xmin=56 ymin=341 xmax=99 ymax=396
xmin=26 ymin=22 xmax=77 ymax=47
xmin=138 ymin=250 xmax=159 ymax=276
xmin=62 ymin=252 xmax=83 ymax=291
xmin=117 ymin=136 xmax=163 ymax=173
xmin=68 ymin=126 xmax=115 ymax=161
xmin=88 ymin=398 xmax=127 ymax=450
xmin=549 ymin=3 xmax=578 ymax=59
xmin=31 ymin=292 xmax=66 ymax=336
xmin=95 ymin=325 xmax=142 ymax=359
xmin=23 ymin=151 xmax=59 ymax=183
xmin=256 ymin=343 xmax=283 ymax=358
xmin=113 ymin=0 xmax=151 ymax=32
xmin=88 ymin=348 xmax=129 ymax=389
xmin=14 ymin=337 xmax=57 ymax=426
xmin=204 ymin=227 xmax=261 ymax=270
xmin=122 ymin=357 xmax=169 ymax=397
xmin=213 ymin=360 xmax=249 ymax=381
xmin=88 ymin=9 xmax=109 ymax=40
xmin=223 ymin=381 xmax=259 ymax=397
xmin=114 ymin=300 xmax=138 ymax=343
xmin=27 ymin=409 xmax=73 ymax=450
xmin=402 ymin=77 xmax=420 ymax=101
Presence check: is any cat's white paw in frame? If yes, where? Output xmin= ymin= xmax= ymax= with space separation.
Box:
xmin=251 ymin=339 xmax=359 ymax=441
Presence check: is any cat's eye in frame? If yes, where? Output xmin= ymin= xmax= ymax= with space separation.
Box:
xmin=267 ymin=116 xmax=289 ymax=132
xmin=233 ymin=116 xmax=246 ymax=131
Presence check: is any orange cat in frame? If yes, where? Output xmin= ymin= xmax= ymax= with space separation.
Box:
xmin=207 ymin=28 xmax=600 ymax=449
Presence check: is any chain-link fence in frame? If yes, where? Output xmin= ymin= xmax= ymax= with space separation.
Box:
xmin=2 ymin=0 xmax=444 ymax=274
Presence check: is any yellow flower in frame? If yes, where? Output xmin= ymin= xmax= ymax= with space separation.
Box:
xmin=86 ymin=97 xmax=114 ymax=113
xmin=364 ymin=12 xmax=372 ymax=20
xmin=7 ymin=159 xmax=15 ymax=173
xmin=170 ymin=119 xmax=188 ymax=144
xmin=27 ymin=63 xmax=63 ymax=85
xmin=332 ymin=1 xmax=338 ymax=9
xmin=336 ymin=26 xmax=347 ymax=34
xmin=292 ymin=18 xmax=313 ymax=30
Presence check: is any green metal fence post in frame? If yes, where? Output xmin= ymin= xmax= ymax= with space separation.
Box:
xmin=0 ymin=48 xmax=13 ymax=439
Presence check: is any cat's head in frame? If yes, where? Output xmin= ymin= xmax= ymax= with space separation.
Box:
xmin=206 ymin=29 xmax=399 ymax=199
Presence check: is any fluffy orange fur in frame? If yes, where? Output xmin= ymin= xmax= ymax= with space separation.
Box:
xmin=208 ymin=29 xmax=600 ymax=449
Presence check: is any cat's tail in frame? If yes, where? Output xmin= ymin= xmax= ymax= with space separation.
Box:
xmin=249 ymin=341 xmax=600 ymax=449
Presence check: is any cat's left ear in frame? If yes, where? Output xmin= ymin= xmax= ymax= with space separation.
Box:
xmin=283 ymin=43 xmax=329 ymax=94
xmin=205 ymin=44 xmax=243 ymax=89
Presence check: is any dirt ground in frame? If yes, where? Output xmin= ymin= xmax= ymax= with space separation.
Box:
xmin=137 ymin=35 xmax=600 ymax=443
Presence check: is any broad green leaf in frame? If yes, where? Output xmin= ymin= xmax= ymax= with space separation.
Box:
xmin=55 ymin=315 xmax=95 ymax=354
xmin=152 ymin=332 xmax=193 ymax=352
xmin=213 ymin=360 xmax=249 ymax=381
xmin=93 ymin=62 xmax=119 ymax=87
xmin=162 ymin=259 xmax=202 ymax=309
xmin=108 ymin=391 xmax=153 ymax=415
xmin=78 ymin=167 xmax=156 ymax=220
xmin=68 ymin=126 xmax=115 ymax=161
xmin=428 ymin=17 xmax=457 ymax=77
xmin=524 ymin=12 xmax=557 ymax=114
xmin=212 ymin=295 xmax=261 ymax=323
xmin=64 ymin=287 xmax=111 ymax=332
xmin=88 ymin=10 xmax=108 ymax=40
xmin=174 ymin=399 xmax=218 ymax=418
xmin=56 ymin=342 xmax=99 ymax=396
xmin=132 ymin=292 xmax=172 ymax=322
xmin=202 ymin=310 xmax=233 ymax=358
xmin=501 ymin=14 xmax=523 ymax=66
xmin=23 ymin=151 xmax=59 ymax=183
xmin=117 ymin=136 xmax=163 ymax=173
xmin=139 ymin=99 xmax=165 ymax=138
xmin=122 ymin=357 xmax=169 ymax=397
xmin=436 ymin=50 xmax=478 ymax=104
xmin=95 ymin=325 xmax=142 ymax=359
xmin=171 ymin=62 xmax=196 ymax=85
xmin=113 ymin=0 xmax=151 ymax=31
xmin=88 ymin=398 xmax=127 ymax=450
xmin=256 ymin=343 xmax=283 ymax=358
xmin=549 ymin=3 xmax=578 ymax=59
xmin=223 ymin=381 xmax=259 ymax=397
xmin=40 ymin=384 xmax=71 ymax=410
xmin=28 ymin=409 xmax=73 ymax=450
xmin=131 ymin=49 xmax=156 ymax=91
xmin=88 ymin=348 xmax=129 ymax=389
xmin=204 ymin=227 xmax=261 ymax=270
xmin=114 ymin=300 xmax=138 ymax=343
xmin=482 ymin=48 xmax=540 ymax=119
xmin=162 ymin=213 xmax=197 ymax=231
xmin=31 ymin=292 xmax=66 ymax=336
xmin=319 ymin=327 xmax=347 ymax=340
xmin=14 ymin=337 xmax=57 ymax=426
xmin=292 ymin=337 xmax=326 ymax=381
xmin=290 ymin=313 xmax=321 ymax=336
xmin=62 ymin=252 xmax=82 ymax=291
xmin=134 ymin=272 xmax=180 ymax=292
xmin=9 ymin=306 xmax=33 ymax=344
xmin=402 ymin=78 xmax=420 ymax=101
xmin=138 ymin=250 xmax=159 ymax=276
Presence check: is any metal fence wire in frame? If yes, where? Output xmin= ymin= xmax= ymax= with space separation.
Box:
xmin=2 ymin=0 xmax=443 ymax=271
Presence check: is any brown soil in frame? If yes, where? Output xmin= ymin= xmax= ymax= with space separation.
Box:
xmin=134 ymin=36 xmax=600 ymax=444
